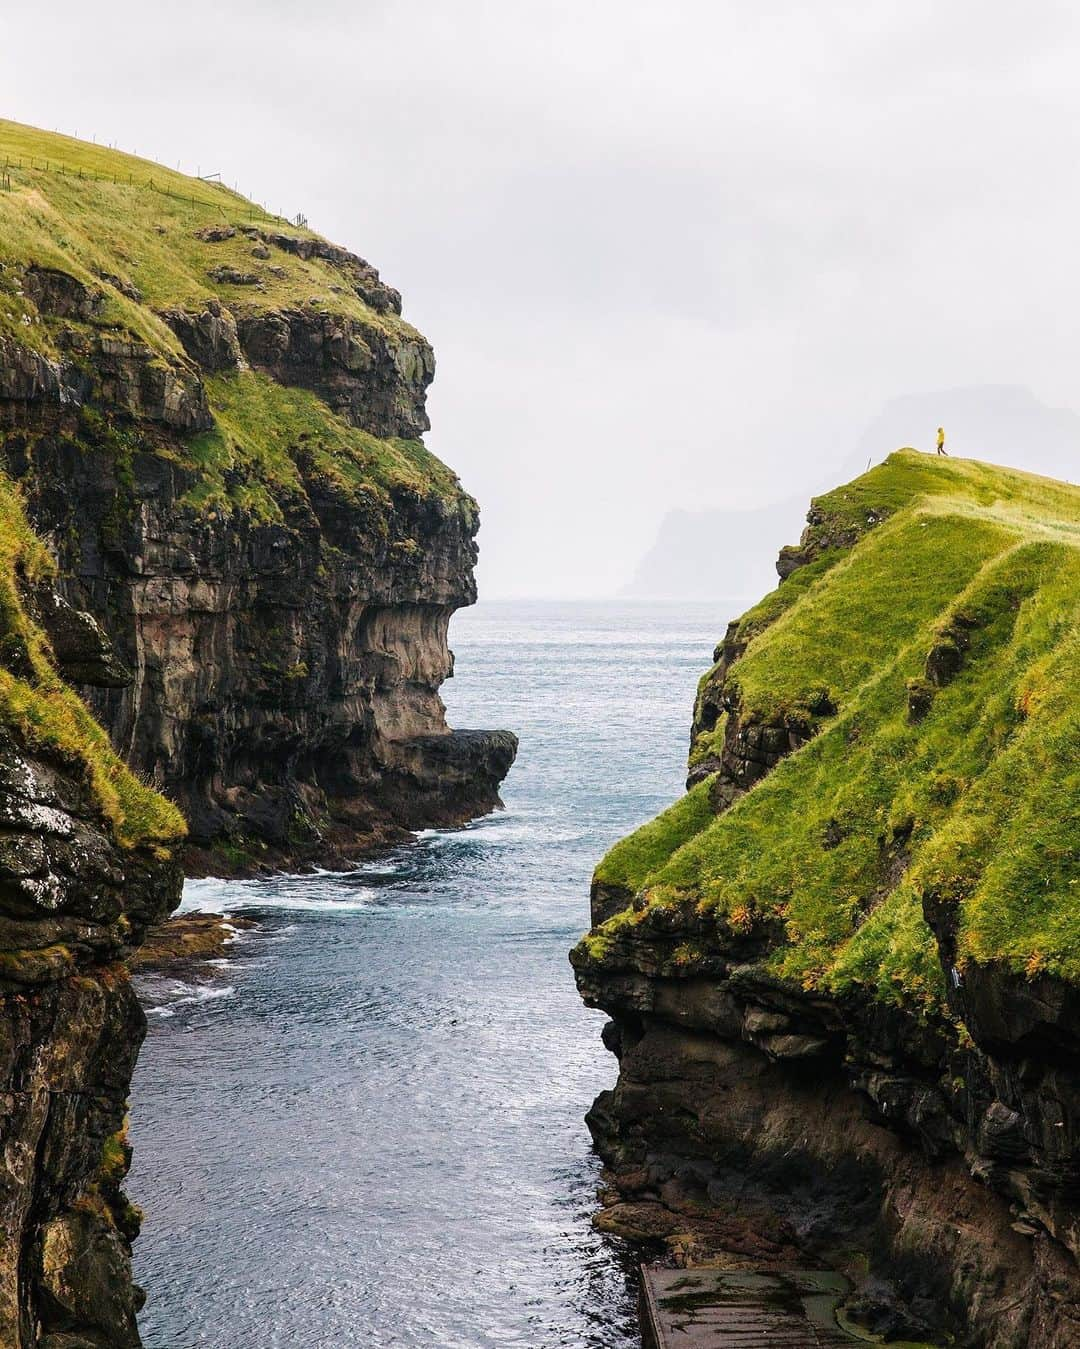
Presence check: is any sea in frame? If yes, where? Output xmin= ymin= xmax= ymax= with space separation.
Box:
xmin=127 ymin=599 xmax=739 ymax=1349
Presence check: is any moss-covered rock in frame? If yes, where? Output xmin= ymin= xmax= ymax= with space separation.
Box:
xmin=0 ymin=541 xmax=183 ymax=1343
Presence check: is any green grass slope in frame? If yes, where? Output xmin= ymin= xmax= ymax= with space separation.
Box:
xmin=0 ymin=118 xmax=468 ymax=523
xmin=0 ymin=118 xmax=396 ymax=330
xmin=586 ymin=451 xmax=1080 ymax=1010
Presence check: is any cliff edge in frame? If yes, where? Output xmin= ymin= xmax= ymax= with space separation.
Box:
xmin=0 ymin=119 xmax=515 ymax=873
xmin=573 ymin=451 xmax=1080 ymax=1348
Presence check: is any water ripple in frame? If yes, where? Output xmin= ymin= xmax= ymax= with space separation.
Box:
xmin=129 ymin=600 xmax=731 ymax=1348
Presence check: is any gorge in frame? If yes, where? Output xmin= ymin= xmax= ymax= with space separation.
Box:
xmin=2 ymin=113 xmax=1080 ymax=1349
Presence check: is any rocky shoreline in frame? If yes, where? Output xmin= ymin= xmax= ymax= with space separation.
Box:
xmin=128 ymin=912 xmax=258 ymax=972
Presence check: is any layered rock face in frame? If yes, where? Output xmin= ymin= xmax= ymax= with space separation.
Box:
xmin=0 ymin=117 xmax=515 ymax=1346
xmin=0 ymin=125 xmax=515 ymax=869
xmin=0 ymin=480 xmax=184 ymax=1345
xmin=573 ymin=454 xmax=1080 ymax=1347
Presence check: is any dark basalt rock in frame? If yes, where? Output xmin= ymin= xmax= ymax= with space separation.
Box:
xmin=775 ymin=500 xmax=891 ymax=581
xmin=193 ymin=225 xmax=237 ymax=243
xmin=20 ymin=582 xmax=132 ymax=689
xmin=206 ymin=265 xmax=261 ymax=287
xmin=0 ymin=338 xmax=69 ymax=407
xmin=159 ymin=300 xmax=242 ymax=371
xmin=243 ymin=228 xmax=403 ymax=313
xmin=0 ymin=713 xmax=182 ymax=1348
xmin=23 ymin=267 xmax=106 ymax=323
xmin=130 ymin=911 xmax=258 ymax=971
xmin=234 ymin=306 xmax=432 ymax=438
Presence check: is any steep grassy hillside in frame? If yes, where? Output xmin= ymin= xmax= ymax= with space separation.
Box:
xmin=0 ymin=117 xmax=466 ymax=523
xmin=573 ymin=453 xmax=1080 ymax=1347
xmin=583 ymin=451 xmax=1080 ymax=1008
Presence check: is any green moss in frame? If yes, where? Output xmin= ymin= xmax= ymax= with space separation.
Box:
xmin=211 ymin=836 xmax=262 ymax=871
xmin=592 ymin=454 xmax=1080 ymax=1008
xmin=734 ymin=551 xmax=845 ymax=646
xmin=0 ymin=118 xmax=475 ymax=534
xmin=805 ymin=450 xmax=1080 ymax=544
xmin=729 ymin=512 xmax=1016 ymax=726
xmin=579 ymin=931 xmax=614 ymax=961
xmin=178 ymin=371 xmax=466 ymax=522
xmin=99 ymin=1129 xmax=130 ymax=1188
xmin=0 ymin=117 xmax=409 ymax=341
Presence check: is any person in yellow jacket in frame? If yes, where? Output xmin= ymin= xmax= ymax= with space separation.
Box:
xmin=936 ymin=426 xmax=947 ymax=455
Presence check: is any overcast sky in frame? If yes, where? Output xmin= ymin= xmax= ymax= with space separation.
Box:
xmin=4 ymin=2 xmax=1080 ymax=596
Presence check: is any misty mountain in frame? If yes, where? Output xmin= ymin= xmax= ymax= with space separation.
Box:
xmin=620 ymin=497 xmax=808 ymax=602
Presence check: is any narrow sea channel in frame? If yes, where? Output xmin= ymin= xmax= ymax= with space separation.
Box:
xmin=128 ymin=599 xmax=735 ymax=1348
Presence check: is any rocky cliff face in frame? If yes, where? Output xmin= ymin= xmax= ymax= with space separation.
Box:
xmin=574 ymin=454 xmax=1080 ymax=1348
xmin=0 ymin=760 xmax=181 ymax=1349
xmin=0 ymin=472 xmax=184 ymax=1347
xmin=0 ymin=123 xmax=515 ymax=871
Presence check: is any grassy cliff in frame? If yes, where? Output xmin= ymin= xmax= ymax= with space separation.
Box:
xmin=583 ymin=452 xmax=1080 ymax=1010
xmin=0 ymin=117 xmax=470 ymax=525
xmin=0 ymin=120 xmax=512 ymax=866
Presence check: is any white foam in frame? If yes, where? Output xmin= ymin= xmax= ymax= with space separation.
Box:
xmin=450 ymin=820 xmax=586 ymax=845
xmin=142 ymin=981 xmax=235 ymax=1018
xmin=179 ymin=878 xmax=379 ymax=915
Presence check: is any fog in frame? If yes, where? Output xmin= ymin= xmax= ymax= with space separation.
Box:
xmin=5 ymin=2 xmax=1079 ymax=596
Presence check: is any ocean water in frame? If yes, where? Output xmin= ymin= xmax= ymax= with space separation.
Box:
xmin=128 ymin=600 xmax=737 ymax=1349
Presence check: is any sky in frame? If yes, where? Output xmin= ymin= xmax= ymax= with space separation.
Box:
xmin=4 ymin=2 xmax=1080 ymax=597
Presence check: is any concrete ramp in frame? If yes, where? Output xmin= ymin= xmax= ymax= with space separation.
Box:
xmin=640 ymin=1267 xmax=868 ymax=1348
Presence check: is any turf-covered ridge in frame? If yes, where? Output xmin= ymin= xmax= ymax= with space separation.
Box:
xmin=583 ymin=451 xmax=1080 ymax=1007
xmin=0 ymin=118 xmax=472 ymax=524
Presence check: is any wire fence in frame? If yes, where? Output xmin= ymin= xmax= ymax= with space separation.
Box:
xmin=0 ymin=153 xmax=297 ymax=227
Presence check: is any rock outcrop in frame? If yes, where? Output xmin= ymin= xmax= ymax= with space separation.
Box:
xmin=0 ymin=472 xmax=184 ymax=1346
xmin=0 ymin=121 xmax=515 ymax=871
xmin=574 ymin=453 xmax=1080 ymax=1348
